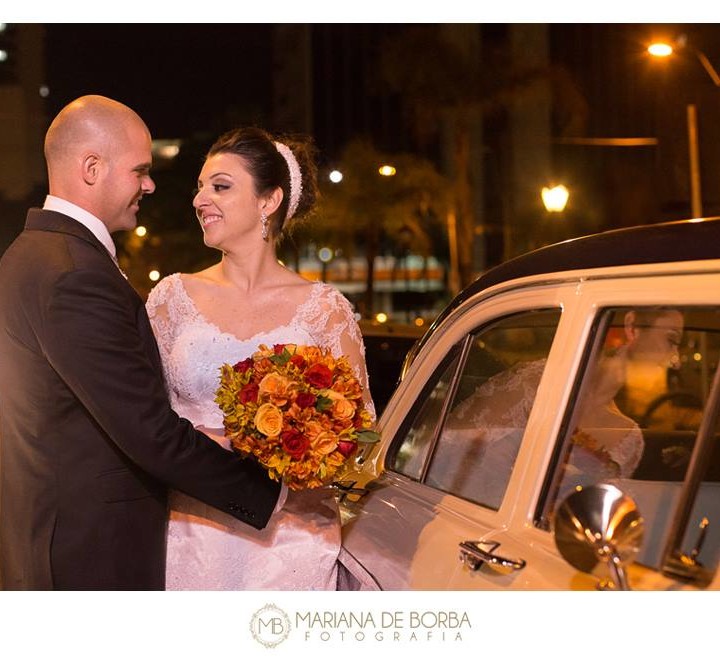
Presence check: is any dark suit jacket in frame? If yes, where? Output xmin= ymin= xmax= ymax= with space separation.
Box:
xmin=0 ymin=209 xmax=281 ymax=590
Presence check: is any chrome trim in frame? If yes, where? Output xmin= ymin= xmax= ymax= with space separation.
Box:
xmin=661 ymin=352 xmax=720 ymax=585
xmin=458 ymin=540 xmax=526 ymax=571
xmin=418 ymin=334 xmax=473 ymax=484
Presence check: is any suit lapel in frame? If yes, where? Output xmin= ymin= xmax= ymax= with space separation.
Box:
xmin=25 ymin=208 xmax=117 ymax=268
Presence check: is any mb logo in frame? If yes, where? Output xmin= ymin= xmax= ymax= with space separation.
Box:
xmin=250 ymin=604 xmax=291 ymax=648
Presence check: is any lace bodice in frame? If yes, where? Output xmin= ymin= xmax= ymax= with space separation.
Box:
xmin=146 ymin=273 xmax=375 ymax=429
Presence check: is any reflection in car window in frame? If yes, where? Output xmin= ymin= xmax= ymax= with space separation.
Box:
xmin=539 ymin=307 xmax=720 ymax=583
xmin=389 ymin=347 xmax=463 ymax=480
xmin=389 ymin=309 xmax=561 ymax=510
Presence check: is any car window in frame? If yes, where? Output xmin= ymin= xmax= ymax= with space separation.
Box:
xmin=389 ymin=309 xmax=562 ymax=510
xmin=388 ymin=345 xmax=464 ymax=480
xmin=538 ymin=306 xmax=720 ymax=584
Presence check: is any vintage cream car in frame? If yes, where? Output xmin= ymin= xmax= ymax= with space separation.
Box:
xmin=339 ymin=218 xmax=720 ymax=591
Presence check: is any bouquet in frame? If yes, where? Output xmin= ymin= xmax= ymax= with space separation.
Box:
xmin=215 ymin=343 xmax=380 ymax=490
xmin=568 ymin=429 xmax=621 ymax=479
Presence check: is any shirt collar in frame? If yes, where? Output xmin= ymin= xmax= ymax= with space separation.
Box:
xmin=43 ymin=195 xmax=117 ymax=259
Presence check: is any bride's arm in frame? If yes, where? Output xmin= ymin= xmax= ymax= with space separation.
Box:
xmin=145 ymin=278 xmax=176 ymax=391
xmin=318 ymin=288 xmax=376 ymax=420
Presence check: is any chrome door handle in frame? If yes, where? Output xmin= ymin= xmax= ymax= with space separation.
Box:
xmin=459 ymin=540 xmax=526 ymax=571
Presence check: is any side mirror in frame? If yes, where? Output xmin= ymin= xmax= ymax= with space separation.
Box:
xmin=553 ymin=483 xmax=644 ymax=590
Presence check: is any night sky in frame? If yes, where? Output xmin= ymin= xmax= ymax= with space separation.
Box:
xmin=44 ymin=24 xmax=274 ymax=139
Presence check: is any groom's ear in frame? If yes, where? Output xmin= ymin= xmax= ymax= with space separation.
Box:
xmin=260 ymin=187 xmax=284 ymax=217
xmin=81 ymin=153 xmax=101 ymax=185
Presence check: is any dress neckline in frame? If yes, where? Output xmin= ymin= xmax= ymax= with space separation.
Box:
xmin=171 ymin=273 xmax=324 ymax=347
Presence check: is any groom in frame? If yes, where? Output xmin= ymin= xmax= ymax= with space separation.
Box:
xmin=0 ymin=95 xmax=281 ymax=590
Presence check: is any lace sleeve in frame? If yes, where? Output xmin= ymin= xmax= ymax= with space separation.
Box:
xmin=145 ymin=274 xmax=179 ymax=391
xmin=303 ymin=284 xmax=376 ymax=420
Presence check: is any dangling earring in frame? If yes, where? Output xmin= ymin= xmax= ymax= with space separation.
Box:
xmin=260 ymin=211 xmax=269 ymax=242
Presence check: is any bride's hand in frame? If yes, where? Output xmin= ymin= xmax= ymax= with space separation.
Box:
xmin=197 ymin=426 xmax=230 ymax=450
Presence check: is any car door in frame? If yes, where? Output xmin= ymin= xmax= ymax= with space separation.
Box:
xmin=341 ymin=284 xmax=586 ymax=589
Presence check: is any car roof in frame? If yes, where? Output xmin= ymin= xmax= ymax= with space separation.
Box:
xmin=449 ymin=217 xmax=720 ymax=318
xmin=405 ymin=217 xmax=720 ymax=370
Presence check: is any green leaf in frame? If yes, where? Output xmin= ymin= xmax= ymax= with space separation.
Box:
xmin=356 ymin=430 xmax=381 ymax=443
xmin=316 ymin=396 xmax=333 ymax=412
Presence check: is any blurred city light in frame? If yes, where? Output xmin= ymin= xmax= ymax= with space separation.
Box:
xmin=329 ymin=170 xmax=343 ymax=183
xmin=414 ymin=317 xmax=425 ymax=327
xmin=317 ymin=247 xmax=333 ymax=263
xmin=152 ymin=139 xmax=181 ymax=160
xmin=648 ymin=42 xmax=673 ymax=57
xmin=0 ymin=50 xmax=7 ymax=62
xmin=148 ymin=270 xmax=161 ymax=282
xmin=378 ymin=165 xmax=396 ymax=177
xmin=541 ymin=185 xmax=570 ymax=212
xmin=39 ymin=85 xmax=50 ymax=98
xmin=375 ymin=312 xmax=388 ymax=323
xmin=135 ymin=226 xmax=148 ymax=237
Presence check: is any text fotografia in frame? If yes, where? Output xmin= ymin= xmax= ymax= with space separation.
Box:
xmin=296 ymin=610 xmax=471 ymax=643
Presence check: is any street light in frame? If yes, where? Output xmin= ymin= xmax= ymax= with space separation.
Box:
xmin=541 ymin=185 xmax=570 ymax=213
xmin=649 ymin=36 xmax=720 ymax=218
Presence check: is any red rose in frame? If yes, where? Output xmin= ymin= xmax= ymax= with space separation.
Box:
xmin=238 ymin=382 xmax=259 ymax=404
xmin=296 ymin=391 xmax=317 ymax=409
xmin=281 ymin=429 xmax=310 ymax=460
xmin=337 ymin=440 xmax=357 ymax=458
xmin=233 ymin=358 xmax=253 ymax=373
xmin=304 ymin=363 xmax=333 ymax=389
xmin=289 ymin=354 xmax=307 ymax=369
xmin=273 ymin=344 xmax=286 ymax=354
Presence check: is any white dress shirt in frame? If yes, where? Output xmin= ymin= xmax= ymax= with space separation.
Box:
xmin=43 ymin=195 xmax=117 ymax=261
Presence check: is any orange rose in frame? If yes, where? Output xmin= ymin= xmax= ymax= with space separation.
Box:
xmin=332 ymin=377 xmax=363 ymax=399
xmin=258 ymin=372 xmax=296 ymax=407
xmin=311 ymin=430 xmax=339 ymax=455
xmin=303 ymin=420 xmax=325 ymax=443
xmin=297 ymin=345 xmax=323 ymax=362
xmin=325 ymin=390 xmax=356 ymax=421
xmin=254 ymin=403 xmax=284 ymax=437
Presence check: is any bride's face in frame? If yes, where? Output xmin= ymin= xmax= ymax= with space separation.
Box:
xmin=628 ymin=310 xmax=684 ymax=370
xmin=193 ymin=152 xmax=264 ymax=251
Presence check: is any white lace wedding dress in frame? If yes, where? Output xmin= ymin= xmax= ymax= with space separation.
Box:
xmin=146 ymin=273 xmax=374 ymax=590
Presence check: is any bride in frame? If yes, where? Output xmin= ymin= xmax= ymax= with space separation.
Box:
xmin=146 ymin=127 xmax=374 ymax=590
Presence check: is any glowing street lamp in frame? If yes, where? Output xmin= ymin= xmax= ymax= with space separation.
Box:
xmin=648 ymin=42 xmax=673 ymax=58
xmin=541 ymin=185 xmax=569 ymax=213
xmin=649 ymin=36 xmax=720 ymax=218
xmin=329 ymin=169 xmax=343 ymax=183
xmin=378 ymin=164 xmax=396 ymax=177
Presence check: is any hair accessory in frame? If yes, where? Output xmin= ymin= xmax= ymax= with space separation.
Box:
xmin=260 ymin=210 xmax=270 ymax=241
xmin=274 ymin=141 xmax=303 ymax=222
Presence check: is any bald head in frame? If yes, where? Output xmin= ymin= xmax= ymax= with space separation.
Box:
xmin=45 ymin=95 xmax=148 ymax=181
xmin=44 ymin=95 xmax=155 ymax=232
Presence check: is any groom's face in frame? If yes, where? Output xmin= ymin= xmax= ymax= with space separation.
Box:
xmin=99 ymin=119 xmax=156 ymax=233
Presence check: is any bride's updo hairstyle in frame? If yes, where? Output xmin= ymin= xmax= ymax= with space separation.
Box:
xmin=206 ymin=126 xmax=319 ymax=240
